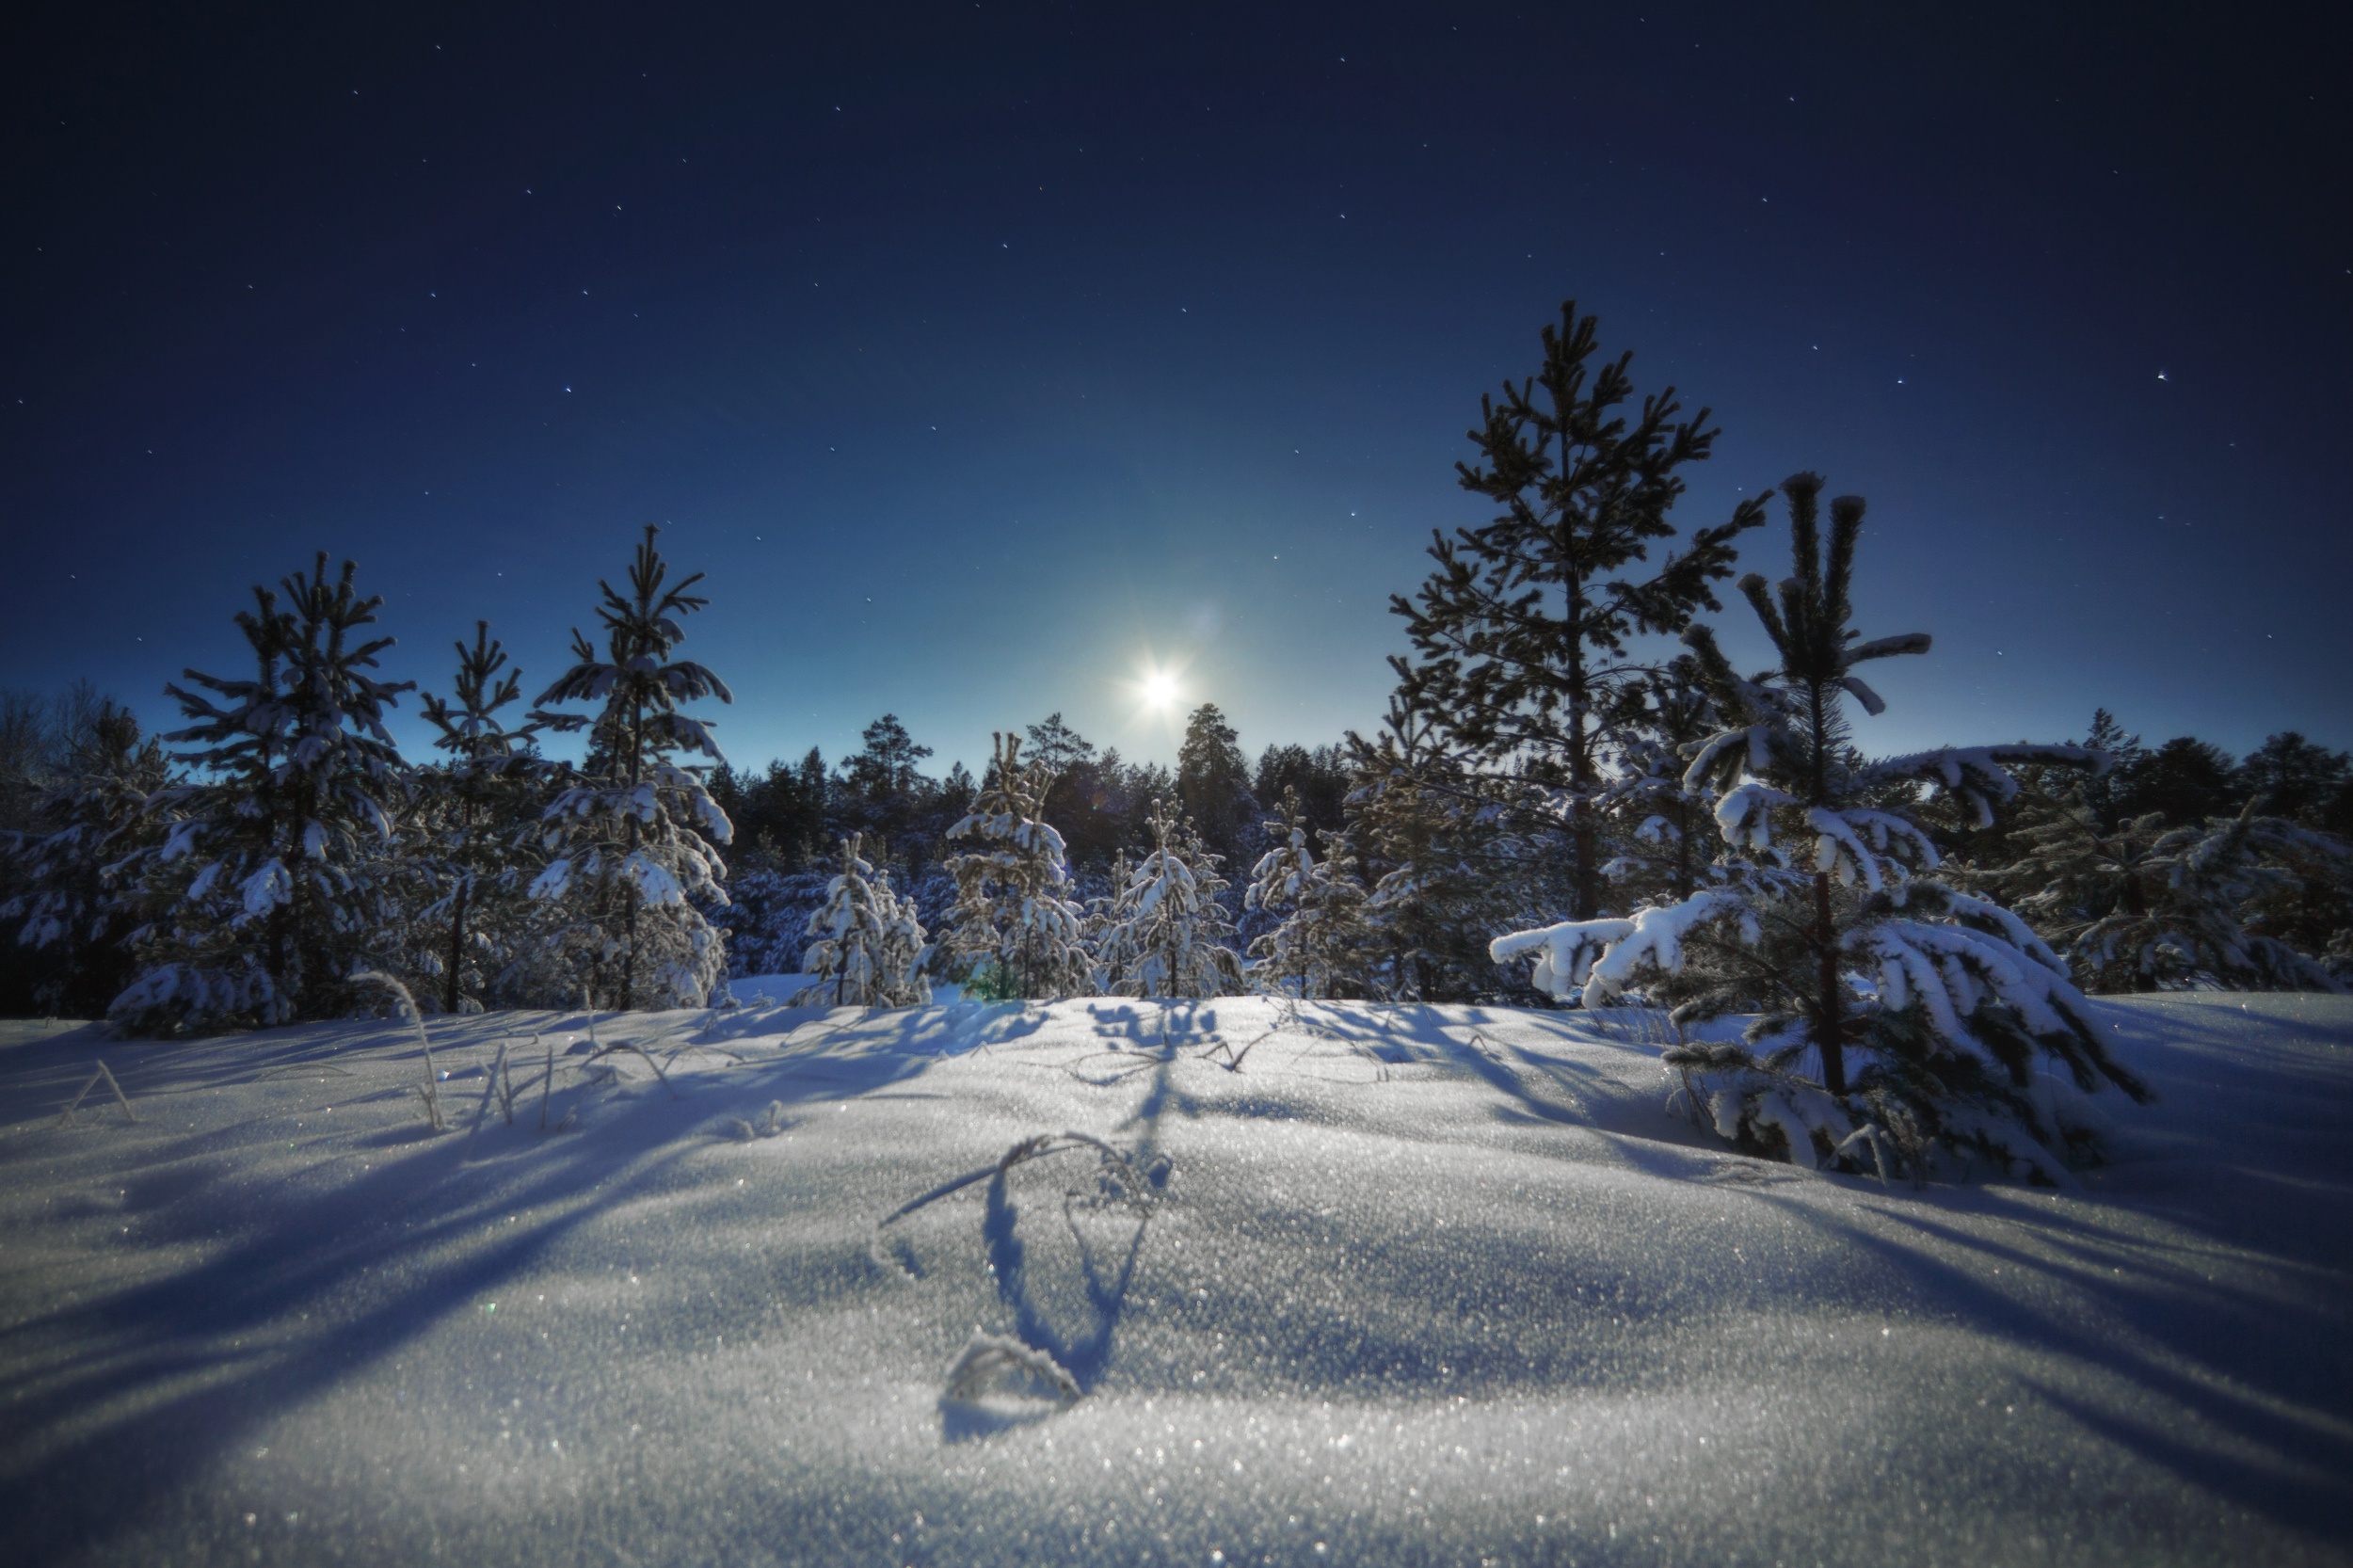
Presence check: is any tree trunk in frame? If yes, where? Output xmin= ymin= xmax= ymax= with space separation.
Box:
xmin=444 ymin=877 xmax=470 ymax=1015
xmin=1815 ymin=870 xmax=1846 ymax=1095
xmin=1673 ymin=797 xmax=1693 ymax=900
xmin=621 ymin=696 xmax=645 ymax=1009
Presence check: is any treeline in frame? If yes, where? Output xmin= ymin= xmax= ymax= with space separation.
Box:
xmin=1 ymin=301 xmax=2347 ymax=1075
xmin=706 ymin=710 xmax=1350 ymax=978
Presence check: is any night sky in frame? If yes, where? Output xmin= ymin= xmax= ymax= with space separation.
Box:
xmin=6 ymin=4 xmax=2348 ymax=778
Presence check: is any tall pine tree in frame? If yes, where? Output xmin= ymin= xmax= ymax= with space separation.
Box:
xmin=530 ymin=527 xmax=735 ymax=1010
xmin=1393 ymin=301 xmax=1765 ymax=921
xmin=412 ymin=622 xmax=549 ymax=1012
xmin=116 ymin=556 xmax=413 ymax=1032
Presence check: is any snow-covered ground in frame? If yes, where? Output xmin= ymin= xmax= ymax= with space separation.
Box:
xmin=1 ymin=994 xmax=2347 ymax=1566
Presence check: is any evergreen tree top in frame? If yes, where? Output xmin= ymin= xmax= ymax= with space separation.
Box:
xmin=164 ymin=552 xmax=411 ymax=788
xmin=421 ymin=621 xmax=544 ymax=765
xmin=534 ymin=525 xmax=732 ymax=763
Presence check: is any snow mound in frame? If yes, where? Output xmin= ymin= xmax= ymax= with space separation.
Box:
xmin=1 ymin=994 xmax=2349 ymax=1565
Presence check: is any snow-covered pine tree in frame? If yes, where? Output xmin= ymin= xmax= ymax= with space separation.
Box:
xmin=1096 ymin=799 xmax=1244 ymax=1000
xmin=1 ymin=700 xmax=170 ymax=1017
xmin=529 ymin=526 xmax=735 ymax=1011
xmin=1244 ymin=788 xmax=1316 ymax=994
xmin=1490 ymin=475 xmax=2147 ymax=1181
xmin=410 ymin=621 xmax=550 ymax=1012
xmin=942 ymin=732 xmax=1090 ymax=1000
xmin=113 ymin=555 xmax=415 ymax=1033
xmin=1393 ymin=300 xmax=1766 ymax=920
xmin=1242 ymin=805 xmax=1374 ymax=988
xmin=793 ymin=833 xmax=932 ymax=1007
xmin=2001 ymin=799 xmax=2347 ymax=993
xmin=1080 ymin=845 xmax=1135 ymax=993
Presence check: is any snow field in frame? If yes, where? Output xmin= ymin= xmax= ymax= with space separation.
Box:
xmin=1 ymin=995 xmax=2348 ymax=1565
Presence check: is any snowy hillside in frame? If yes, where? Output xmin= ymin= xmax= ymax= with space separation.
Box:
xmin=2 ymin=995 xmax=2348 ymax=1566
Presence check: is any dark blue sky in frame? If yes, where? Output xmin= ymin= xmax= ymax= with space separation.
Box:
xmin=6 ymin=3 xmax=2348 ymax=777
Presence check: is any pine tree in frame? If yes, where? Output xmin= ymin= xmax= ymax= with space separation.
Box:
xmin=2116 ymin=736 xmax=2242 ymax=826
xmin=793 ymin=833 xmax=932 ymax=1007
xmin=2237 ymin=731 xmax=2351 ymax=826
xmin=113 ymin=556 xmax=414 ymax=1033
xmin=1081 ymin=846 xmax=1137 ymax=991
xmin=1246 ymin=792 xmax=1374 ymax=1000
xmin=1176 ymin=702 xmax=1258 ymax=865
xmin=411 ymin=622 xmax=549 ymax=1012
xmin=942 ymin=732 xmax=1090 ymax=1000
xmin=1 ymin=700 xmax=169 ymax=1016
xmin=1244 ymin=788 xmax=1317 ymax=994
xmin=1096 ymin=799 xmax=1243 ymax=1000
xmin=1393 ymin=301 xmax=1766 ymax=921
xmin=530 ymin=526 xmax=736 ymax=1011
xmin=1490 ymin=476 xmax=2146 ymax=1181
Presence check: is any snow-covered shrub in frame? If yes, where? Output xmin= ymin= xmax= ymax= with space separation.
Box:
xmin=2000 ymin=798 xmax=2347 ymax=994
xmin=1491 ymin=474 xmax=2149 ymax=1181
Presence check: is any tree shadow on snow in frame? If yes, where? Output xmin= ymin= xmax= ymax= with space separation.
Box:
xmin=1735 ymin=1181 xmax=2353 ymax=1545
xmin=0 ymin=1029 xmax=942 ymax=1568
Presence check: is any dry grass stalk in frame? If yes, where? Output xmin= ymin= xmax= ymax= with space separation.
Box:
xmin=353 ymin=971 xmax=443 ymax=1130
xmin=467 ymin=1042 xmax=510 ymax=1157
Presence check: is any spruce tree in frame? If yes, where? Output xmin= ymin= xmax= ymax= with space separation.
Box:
xmin=530 ymin=526 xmax=735 ymax=1010
xmin=114 ymin=555 xmax=413 ymax=1033
xmin=1393 ymin=301 xmax=1766 ymax=921
xmin=412 ymin=622 xmax=549 ymax=1012
xmin=1490 ymin=476 xmax=2146 ymax=1181
xmin=942 ymin=732 xmax=1090 ymax=1000
xmin=1096 ymin=799 xmax=1244 ymax=1000
xmin=794 ymin=833 xmax=932 ymax=1007
xmin=1243 ymin=788 xmax=1318 ymax=994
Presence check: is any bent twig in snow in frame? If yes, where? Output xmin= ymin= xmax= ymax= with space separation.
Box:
xmin=878 ymin=1131 xmax=1151 ymax=1231
xmin=56 ymin=1060 xmax=138 ymax=1127
xmin=580 ymin=1040 xmax=680 ymax=1098
xmin=942 ymin=1329 xmax=1082 ymax=1407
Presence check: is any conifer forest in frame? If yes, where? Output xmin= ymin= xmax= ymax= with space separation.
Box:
xmin=5 ymin=304 xmax=2348 ymax=1185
